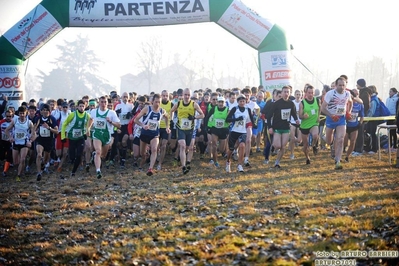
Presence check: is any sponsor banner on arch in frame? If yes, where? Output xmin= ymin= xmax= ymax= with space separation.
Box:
xmin=2 ymin=4 xmax=62 ymax=59
xmin=259 ymin=51 xmax=291 ymax=90
xmin=69 ymin=0 xmax=210 ymax=27
xmin=216 ymin=0 xmax=274 ymax=49
xmin=0 ymin=65 xmax=24 ymax=105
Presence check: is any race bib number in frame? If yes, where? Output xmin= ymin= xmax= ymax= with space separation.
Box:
xmin=40 ymin=126 xmax=50 ymax=137
xmin=134 ymin=126 xmax=142 ymax=137
xmin=73 ymin=128 xmax=83 ymax=138
xmin=311 ymin=109 xmax=316 ymax=115
xmin=215 ymin=119 xmax=225 ymax=129
xmin=281 ymin=109 xmax=291 ymax=121
xmin=95 ymin=120 xmax=106 ymax=129
xmin=336 ymin=105 xmax=346 ymax=115
xmin=2 ymin=132 xmax=9 ymax=141
xmin=148 ymin=119 xmax=158 ymax=131
xmin=235 ymin=120 xmax=245 ymax=129
xmin=15 ymin=131 xmax=26 ymax=140
xmin=180 ymin=118 xmax=192 ymax=130
xmin=349 ymin=112 xmax=358 ymax=123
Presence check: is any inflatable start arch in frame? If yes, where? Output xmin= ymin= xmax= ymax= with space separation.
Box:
xmin=0 ymin=0 xmax=291 ymax=106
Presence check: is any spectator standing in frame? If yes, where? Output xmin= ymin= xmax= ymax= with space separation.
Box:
xmin=354 ymin=78 xmax=371 ymax=154
xmin=386 ymin=88 xmax=398 ymax=149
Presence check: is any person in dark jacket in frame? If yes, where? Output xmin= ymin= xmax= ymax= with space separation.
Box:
xmin=0 ymin=95 xmax=7 ymax=119
xmin=354 ymin=78 xmax=372 ymax=154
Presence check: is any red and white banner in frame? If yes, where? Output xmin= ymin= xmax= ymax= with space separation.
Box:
xmin=2 ymin=4 xmax=62 ymax=59
xmin=259 ymin=51 xmax=292 ymax=90
xmin=0 ymin=65 xmax=24 ymax=106
xmin=217 ymin=0 xmax=274 ymax=49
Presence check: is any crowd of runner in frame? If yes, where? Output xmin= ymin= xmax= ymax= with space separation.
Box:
xmin=0 ymin=75 xmax=398 ymax=182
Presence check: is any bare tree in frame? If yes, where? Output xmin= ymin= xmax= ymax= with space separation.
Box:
xmin=136 ymin=36 xmax=163 ymax=94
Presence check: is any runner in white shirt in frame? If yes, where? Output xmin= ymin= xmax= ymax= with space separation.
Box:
xmin=243 ymin=89 xmax=259 ymax=167
xmin=321 ymin=77 xmax=353 ymax=170
xmin=114 ymin=92 xmax=134 ymax=167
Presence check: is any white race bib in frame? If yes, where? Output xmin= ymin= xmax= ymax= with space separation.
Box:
xmin=15 ymin=131 xmax=26 ymax=140
xmin=147 ymin=119 xmax=158 ymax=131
xmin=215 ymin=119 xmax=225 ymax=129
xmin=120 ymin=113 xmax=128 ymax=122
xmin=134 ymin=126 xmax=142 ymax=137
xmin=95 ymin=120 xmax=107 ymax=130
xmin=235 ymin=120 xmax=245 ymax=129
xmin=72 ymin=128 xmax=83 ymax=138
xmin=336 ymin=105 xmax=346 ymax=115
xmin=281 ymin=109 xmax=291 ymax=121
xmin=39 ymin=126 xmax=50 ymax=137
xmin=311 ymin=109 xmax=316 ymax=115
xmin=2 ymin=132 xmax=9 ymax=141
xmin=349 ymin=112 xmax=358 ymax=123
xmin=180 ymin=118 xmax=192 ymax=130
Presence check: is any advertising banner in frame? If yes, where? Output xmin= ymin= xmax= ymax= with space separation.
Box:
xmin=259 ymin=51 xmax=291 ymax=90
xmin=216 ymin=0 xmax=274 ymax=49
xmin=69 ymin=0 xmax=210 ymax=27
xmin=0 ymin=65 xmax=25 ymax=108
xmin=2 ymin=4 xmax=62 ymax=59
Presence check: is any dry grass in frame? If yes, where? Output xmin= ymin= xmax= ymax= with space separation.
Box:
xmin=0 ymin=149 xmax=398 ymax=265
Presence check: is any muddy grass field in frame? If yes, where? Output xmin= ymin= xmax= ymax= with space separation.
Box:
xmin=0 ymin=149 xmax=398 ymax=265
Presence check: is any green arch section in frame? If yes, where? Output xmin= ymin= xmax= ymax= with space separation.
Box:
xmin=41 ymin=0 xmax=70 ymax=27
xmin=0 ymin=0 xmax=290 ymax=60
xmin=209 ymin=0 xmax=233 ymax=22
xmin=0 ymin=0 xmax=291 ymax=102
xmin=258 ymin=24 xmax=289 ymax=52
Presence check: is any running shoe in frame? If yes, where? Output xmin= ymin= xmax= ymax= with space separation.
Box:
xmin=237 ymin=164 xmax=244 ymax=172
xmin=214 ymin=162 xmax=220 ymax=167
xmin=344 ymin=157 xmax=349 ymax=163
xmin=263 ymin=160 xmax=269 ymax=164
xmin=43 ymin=167 xmax=49 ymax=174
xmin=85 ymin=164 xmax=90 ymax=173
xmin=335 ymin=162 xmax=343 ymax=170
xmin=313 ymin=146 xmax=319 ymax=155
xmin=36 ymin=173 xmax=42 ymax=181
xmin=96 ymin=170 xmax=102 ymax=179
xmin=71 ymin=173 xmax=76 ymax=177
xmin=225 ymin=161 xmax=231 ymax=173
xmin=156 ymin=165 xmax=162 ymax=171
xmin=306 ymin=159 xmax=311 ymax=165
xmin=290 ymin=154 xmax=295 ymax=160
xmin=182 ymin=166 xmax=189 ymax=175
xmin=244 ymin=159 xmax=251 ymax=167
xmin=274 ymin=164 xmax=281 ymax=169
xmin=16 ymin=176 xmax=21 ymax=182
xmin=146 ymin=168 xmax=153 ymax=176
